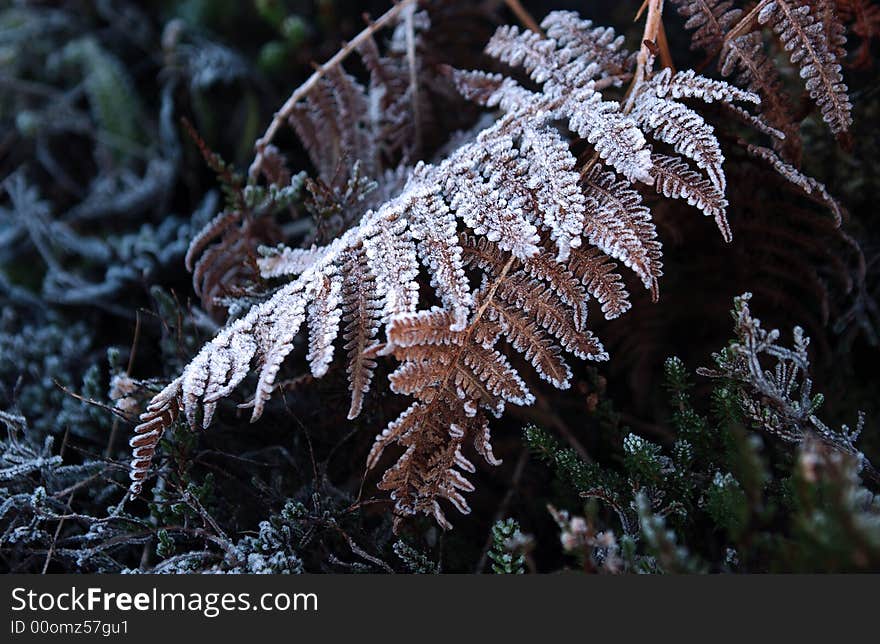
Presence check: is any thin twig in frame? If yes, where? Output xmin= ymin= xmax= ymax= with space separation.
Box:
xmin=724 ymin=0 xmax=772 ymax=43
xmin=42 ymin=428 xmax=72 ymax=574
xmin=657 ymin=19 xmax=676 ymax=71
xmin=404 ymin=3 xmax=422 ymax=155
xmin=503 ymin=0 xmax=543 ymax=34
xmin=183 ymin=490 xmax=233 ymax=553
xmin=106 ymin=311 xmax=141 ymax=458
xmin=248 ymin=0 xmax=419 ymax=180
xmin=626 ymin=0 xmax=666 ymax=112
xmin=335 ymin=527 xmax=395 ymax=573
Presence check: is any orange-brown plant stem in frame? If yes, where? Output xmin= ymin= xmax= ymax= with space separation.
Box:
xmin=504 ymin=0 xmax=543 ymax=34
xmin=626 ymin=0 xmax=666 ymax=111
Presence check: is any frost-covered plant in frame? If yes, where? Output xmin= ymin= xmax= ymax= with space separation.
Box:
xmin=548 ymin=505 xmax=624 ymax=573
xmin=129 ymin=4 xmax=850 ymax=533
xmin=0 ymin=411 xmax=115 ymax=570
xmin=523 ymin=295 xmax=880 ymax=572
xmin=0 ymin=0 xmax=874 ymax=575
xmin=488 ymin=518 xmax=528 ymax=574
xmin=0 ymin=172 xmax=213 ymax=313
xmin=209 ymin=500 xmax=306 ymax=575
xmin=698 ymin=292 xmax=878 ymax=483
xmin=394 ymin=539 xmax=440 ymax=574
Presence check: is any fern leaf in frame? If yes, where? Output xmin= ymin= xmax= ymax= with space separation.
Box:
xmin=519 ymin=125 xmax=588 ymax=261
xmin=635 ymin=94 xmax=727 ymax=192
xmin=521 ymin=246 xmax=590 ymax=332
xmin=566 ymin=246 xmax=632 ymax=320
xmin=407 ymin=174 xmax=473 ymax=329
xmin=496 ymin=274 xmax=608 ymax=361
xmin=363 ymin=212 xmax=420 ymax=317
xmin=257 ymin=245 xmax=323 ymax=279
xmin=746 ymin=144 xmax=844 ymax=223
xmin=305 ymin=271 xmax=343 ymax=378
xmin=341 ymin=246 xmax=382 ymax=419
xmin=484 ymin=19 xmax=652 ymax=183
xmin=650 ymin=153 xmax=731 ymax=241
xmin=582 ymin=166 xmax=663 ymax=298
xmin=128 ymin=379 xmax=182 ymax=497
xmin=129 ymin=8 xmax=849 ymax=530
xmin=488 ymin=302 xmax=573 ymax=388
xmin=758 ymin=0 xmax=853 ymax=136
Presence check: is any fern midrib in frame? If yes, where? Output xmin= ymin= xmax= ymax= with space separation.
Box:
xmin=434 ymin=256 xmax=517 ymax=397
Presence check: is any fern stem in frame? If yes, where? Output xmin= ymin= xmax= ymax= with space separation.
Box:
xmin=503 ymin=0 xmax=543 ymax=34
xmin=626 ymin=0 xmax=666 ymax=111
xmin=724 ymin=0 xmax=772 ymax=43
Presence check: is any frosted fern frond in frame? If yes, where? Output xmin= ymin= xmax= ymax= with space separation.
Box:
xmin=669 ymin=0 xmax=798 ymax=158
xmin=340 ymin=245 xmax=383 ymax=420
xmin=129 ymin=8 xmax=847 ymax=528
xmin=648 ymin=68 xmax=760 ymax=105
xmin=650 ymin=154 xmax=731 ymax=242
xmin=128 ymin=379 xmax=181 ymax=494
xmin=257 ymin=245 xmax=323 ymax=279
xmin=540 ymin=11 xmax=635 ymax=79
xmin=810 ymin=0 xmax=849 ymax=63
xmin=483 ymin=19 xmax=652 ymax=183
xmin=757 ymin=0 xmax=854 ymax=137
xmin=672 ymin=0 xmax=744 ymax=51
xmin=746 ymin=144 xmax=844 ymax=224
xmin=632 ymin=67 xmax=759 ymax=193
xmin=670 ymin=0 xmax=854 ymax=150
xmin=581 ymin=166 xmax=663 ymax=298
xmin=519 ymin=125 xmax=587 ymax=262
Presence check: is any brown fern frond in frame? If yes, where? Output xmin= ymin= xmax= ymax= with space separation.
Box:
xmin=811 ymin=0 xmax=850 ymax=63
xmin=669 ymin=0 xmax=803 ymax=159
xmin=758 ymin=0 xmax=854 ymax=139
xmin=566 ymin=245 xmax=632 ymax=320
xmin=672 ymin=0 xmax=744 ymax=52
xmin=837 ymin=0 xmax=880 ymax=67
xmin=128 ymin=379 xmax=181 ymax=497
xmin=581 ymin=165 xmax=663 ymax=298
xmin=184 ymin=210 xmax=239 ymax=273
xmin=487 ymin=300 xmax=573 ymax=389
xmin=650 ymin=153 xmax=731 ymax=241
xmin=494 ymin=274 xmax=608 ymax=362
xmin=518 ymin=243 xmax=590 ymax=332
xmin=745 ymin=143 xmax=844 ymax=223
xmin=341 ymin=245 xmax=383 ymax=420
xmin=368 ymin=400 xmax=477 ymax=531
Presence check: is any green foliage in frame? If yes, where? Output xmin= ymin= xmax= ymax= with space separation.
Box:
xmin=55 ymin=37 xmax=145 ymax=155
xmin=705 ymin=472 xmax=748 ymax=540
xmin=523 ymin=425 xmax=612 ymax=496
xmin=488 ymin=519 xmax=526 ymax=574
xmin=393 ymin=540 xmax=439 ymax=574
xmin=254 ymin=0 xmax=311 ymax=74
xmin=523 ymin=300 xmax=880 ymax=572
